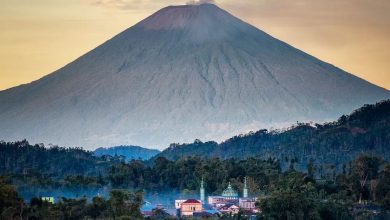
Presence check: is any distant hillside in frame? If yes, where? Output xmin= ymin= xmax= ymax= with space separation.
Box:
xmin=155 ymin=100 xmax=390 ymax=170
xmin=94 ymin=146 xmax=160 ymax=161
xmin=0 ymin=140 xmax=119 ymax=178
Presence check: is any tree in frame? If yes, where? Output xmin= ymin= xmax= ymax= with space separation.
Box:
xmin=128 ymin=191 xmax=143 ymax=219
xmin=370 ymin=179 xmax=379 ymax=202
xmin=382 ymin=192 xmax=390 ymax=210
xmin=351 ymin=155 xmax=382 ymax=203
xmin=108 ymin=189 xmax=143 ymax=219
xmin=259 ymin=171 xmax=321 ymax=220
xmin=57 ymin=197 xmax=87 ymax=220
xmin=377 ymin=163 xmax=390 ymax=209
xmin=86 ymin=196 xmax=108 ymax=218
xmin=109 ymin=189 xmax=130 ymax=219
xmin=150 ymin=208 xmax=171 ymax=220
xmin=318 ymin=200 xmax=352 ymax=220
xmin=307 ymin=160 xmax=316 ymax=179
xmin=0 ymin=177 xmax=22 ymax=218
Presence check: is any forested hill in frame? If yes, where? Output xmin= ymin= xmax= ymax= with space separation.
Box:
xmin=0 ymin=140 xmax=120 ymax=178
xmin=155 ymin=100 xmax=390 ymax=169
xmin=94 ymin=145 xmax=160 ymax=161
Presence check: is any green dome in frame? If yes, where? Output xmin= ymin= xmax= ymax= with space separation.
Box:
xmin=222 ymin=182 xmax=238 ymax=198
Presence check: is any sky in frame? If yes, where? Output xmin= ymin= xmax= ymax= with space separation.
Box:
xmin=0 ymin=0 xmax=389 ymax=90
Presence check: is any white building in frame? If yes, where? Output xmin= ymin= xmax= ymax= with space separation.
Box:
xmin=207 ymin=178 xmax=260 ymax=215
xmin=239 ymin=198 xmax=257 ymax=211
xmin=175 ymin=177 xmax=260 ymax=217
xmin=174 ymin=199 xmax=187 ymax=209
xmin=208 ymin=196 xmax=226 ymax=208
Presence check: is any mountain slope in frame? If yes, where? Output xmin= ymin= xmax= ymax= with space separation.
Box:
xmin=154 ymin=100 xmax=390 ymax=170
xmin=93 ymin=146 xmax=160 ymax=161
xmin=0 ymin=3 xmax=388 ymax=149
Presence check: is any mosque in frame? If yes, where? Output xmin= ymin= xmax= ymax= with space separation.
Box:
xmin=175 ymin=177 xmax=259 ymax=217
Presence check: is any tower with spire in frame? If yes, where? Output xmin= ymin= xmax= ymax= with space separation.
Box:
xmin=243 ymin=177 xmax=248 ymax=198
xmin=200 ymin=177 xmax=205 ymax=204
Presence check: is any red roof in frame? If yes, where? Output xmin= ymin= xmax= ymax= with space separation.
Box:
xmin=141 ymin=211 xmax=153 ymax=217
xmin=183 ymin=199 xmax=201 ymax=204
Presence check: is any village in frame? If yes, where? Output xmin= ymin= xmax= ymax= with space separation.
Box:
xmin=141 ymin=177 xmax=260 ymax=218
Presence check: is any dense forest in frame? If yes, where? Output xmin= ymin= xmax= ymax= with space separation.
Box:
xmin=0 ymin=153 xmax=389 ymax=219
xmin=0 ymin=141 xmax=278 ymax=196
xmin=156 ymin=100 xmax=390 ymax=173
xmin=0 ymin=179 xmax=145 ymax=220
xmin=0 ymin=141 xmax=124 ymax=201
xmin=0 ymin=140 xmax=122 ymax=178
xmin=0 ymin=100 xmax=389 ymax=219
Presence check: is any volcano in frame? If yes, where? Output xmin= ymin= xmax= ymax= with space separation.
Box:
xmin=0 ymin=3 xmax=388 ymax=149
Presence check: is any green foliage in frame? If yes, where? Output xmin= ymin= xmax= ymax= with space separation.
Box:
xmin=258 ymin=155 xmax=389 ymax=220
xmin=0 ymin=178 xmax=143 ymax=220
xmin=0 ymin=140 xmax=121 ymax=179
xmin=1 ymin=99 xmax=389 ymax=220
xmin=0 ymin=140 xmax=122 ymax=198
xmin=258 ymin=171 xmax=354 ymax=220
xmin=374 ymin=164 xmax=390 ymax=207
xmin=109 ymin=189 xmax=143 ymax=219
xmin=0 ymin=153 xmax=388 ymax=219
xmin=57 ymin=197 xmax=88 ymax=220
xmin=108 ymin=156 xmax=280 ymax=194
xmin=259 ymin=171 xmax=322 ymax=220
xmin=156 ymin=100 xmax=390 ymax=172
xmin=350 ymin=154 xmax=383 ymax=203
xmin=0 ymin=177 xmax=22 ymax=218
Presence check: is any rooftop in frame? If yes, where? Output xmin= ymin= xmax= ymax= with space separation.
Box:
xmin=222 ymin=182 xmax=238 ymax=197
xmin=183 ymin=199 xmax=201 ymax=204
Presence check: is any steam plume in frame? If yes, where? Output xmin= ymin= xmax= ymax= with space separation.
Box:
xmin=186 ymin=0 xmax=216 ymax=5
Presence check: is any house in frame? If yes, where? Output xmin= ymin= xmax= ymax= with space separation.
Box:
xmin=202 ymin=204 xmax=221 ymax=217
xmin=174 ymin=177 xmax=259 ymax=217
xmin=174 ymin=199 xmax=187 ymax=209
xmin=239 ymin=198 xmax=257 ymax=211
xmin=180 ymin=199 xmax=203 ymax=216
xmin=219 ymin=204 xmax=240 ymax=215
xmin=208 ymin=196 xmax=226 ymax=208
xmin=193 ymin=211 xmax=220 ymax=218
xmin=141 ymin=201 xmax=154 ymax=217
xmin=141 ymin=201 xmax=172 ymax=218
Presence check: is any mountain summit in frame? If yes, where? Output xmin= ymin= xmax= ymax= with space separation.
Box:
xmin=0 ymin=4 xmax=388 ymax=149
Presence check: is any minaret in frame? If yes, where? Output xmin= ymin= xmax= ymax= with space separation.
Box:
xmin=200 ymin=177 xmax=205 ymax=204
xmin=243 ymin=177 xmax=248 ymax=198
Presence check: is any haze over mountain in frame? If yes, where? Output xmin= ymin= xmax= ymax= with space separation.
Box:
xmin=94 ymin=146 xmax=160 ymax=161
xmin=0 ymin=3 xmax=388 ymax=150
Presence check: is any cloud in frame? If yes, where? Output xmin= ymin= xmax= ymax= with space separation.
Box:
xmin=82 ymin=0 xmax=179 ymax=10
xmin=186 ymin=0 xmax=215 ymax=5
xmin=83 ymin=0 xmax=217 ymax=10
xmin=83 ymin=0 xmax=141 ymax=10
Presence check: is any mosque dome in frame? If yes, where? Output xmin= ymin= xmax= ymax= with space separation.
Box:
xmin=222 ymin=182 xmax=238 ymax=198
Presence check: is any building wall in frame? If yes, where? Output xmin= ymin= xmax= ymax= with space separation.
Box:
xmin=229 ymin=206 xmax=240 ymax=214
xmin=181 ymin=203 xmax=202 ymax=216
xmin=175 ymin=200 xmax=186 ymax=209
xmin=239 ymin=198 xmax=256 ymax=210
xmin=208 ymin=196 xmax=225 ymax=206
